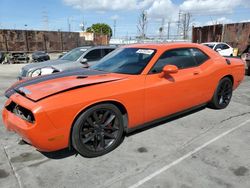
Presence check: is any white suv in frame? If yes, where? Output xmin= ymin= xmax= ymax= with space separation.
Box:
xmin=202 ymin=42 xmax=233 ymax=56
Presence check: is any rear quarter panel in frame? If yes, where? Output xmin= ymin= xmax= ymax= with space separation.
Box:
xmin=227 ymin=57 xmax=245 ymax=89
xmin=197 ymin=46 xmax=244 ymax=97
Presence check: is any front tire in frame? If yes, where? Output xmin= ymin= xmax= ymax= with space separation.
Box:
xmin=208 ymin=77 xmax=233 ymax=109
xmin=72 ymin=103 xmax=124 ymax=157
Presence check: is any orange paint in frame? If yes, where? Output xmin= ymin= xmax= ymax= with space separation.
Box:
xmin=2 ymin=43 xmax=245 ymax=152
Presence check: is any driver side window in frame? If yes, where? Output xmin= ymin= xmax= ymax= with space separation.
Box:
xmin=84 ymin=49 xmax=102 ymax=61
xmin=150 ymin=48 xmax=196 ymax=74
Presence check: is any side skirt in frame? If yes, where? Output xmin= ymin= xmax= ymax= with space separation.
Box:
xmin=126 ymin=103 xmax=207 ymax=134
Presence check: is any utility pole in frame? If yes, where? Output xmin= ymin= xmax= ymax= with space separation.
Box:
xmin=42 ymin=9 xmax=49 ymax=31
xmin=183 ymin=13 xmax=187 ymax=39
xmin=24 ymin=24 xmax=29 ymax=52
xmin=167 ymin=21 xmax=171 ymax=39
xmin=80 ymin=16 xmax=86 ymax=31
xmin=67 ymin=17 xmax=71 ymax=32
xmin=177 ymin=10 xmax=181 ymax=39
xmin=159 ymin=18 xmax=165 ymax=39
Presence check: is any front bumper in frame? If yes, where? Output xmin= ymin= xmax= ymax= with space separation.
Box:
xmin=2 ymin=98 xmax=69 ymax=152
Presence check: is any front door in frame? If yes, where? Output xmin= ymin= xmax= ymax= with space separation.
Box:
xmin=144 ymin=48 xmax=209 ymax=122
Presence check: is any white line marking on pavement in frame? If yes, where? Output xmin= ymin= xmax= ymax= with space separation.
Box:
xmin=3 ymin=146 xmax=23 ymax=188
xmin=128 ymin=119 xmax=250 ymax=188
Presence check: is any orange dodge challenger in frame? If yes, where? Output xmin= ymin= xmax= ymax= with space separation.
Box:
xmin=2 ymin=43 xmax=245 ymax=157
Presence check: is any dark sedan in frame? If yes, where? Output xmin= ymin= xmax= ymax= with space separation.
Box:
xmin=32 ymin=51 xmax=50 ymax=62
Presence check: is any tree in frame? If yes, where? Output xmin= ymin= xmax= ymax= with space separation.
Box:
xmin=137 ymin=10 xmax=148 ymax=39
xmin=86 ymin=23 xmax=112 ymax=37
xmin=180 ymin=13 xmax=192 ymax=40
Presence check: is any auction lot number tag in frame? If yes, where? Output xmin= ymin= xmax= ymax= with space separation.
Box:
xmin=136 ymin=49 xmax=154 ymax=55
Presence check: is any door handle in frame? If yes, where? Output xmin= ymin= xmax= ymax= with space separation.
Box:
xmin=193 ymin=71 xmax=200 ymax=75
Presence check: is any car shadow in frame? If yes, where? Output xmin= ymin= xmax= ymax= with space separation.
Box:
xmin=126 ymin=105 xmax=206 ymax=137
xmin=40 ymin=148 xmax=77 ymax=159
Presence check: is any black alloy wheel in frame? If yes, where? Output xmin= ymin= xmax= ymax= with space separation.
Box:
xmin=72 ymin=103 xmax=124 ymax=157
xmin=209 ymin=77 xmax=233 ymax=109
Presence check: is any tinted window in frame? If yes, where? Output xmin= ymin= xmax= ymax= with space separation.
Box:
xmin=215 ymin=44 xmax=230 ymax=50
xmin=34 ymin=51 xmax=46 ymax=55
xmin=203 ymin=44 xmax=215 ymax=49
xmin=60 ymin=48 xmax=88 ymax=61
xmin=214 ymin=44 xmax=222 ymax=50
xmin=191 ymin=48 xmax=209 ymax=65
xmin=91 ymin=48 xmax=156 ymax=75
xmin=103 ymin=48 xmax=115 ymax=56
xmin=150 ymin=48 xmax=196 ymax=73
xmin=221 ymin=44 xmax=229 ymax=49
xmin=84 ymin=49 xmax=102 ymax=61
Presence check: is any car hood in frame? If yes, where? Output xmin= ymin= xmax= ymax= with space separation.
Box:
xmin=22 ymin=59 xmax=73 ymax=72
xmin=5 ymin=69 xmax=127 ymax=102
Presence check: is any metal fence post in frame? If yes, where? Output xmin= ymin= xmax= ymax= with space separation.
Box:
xmin=4 ymin=34 xmax=8 ymax=52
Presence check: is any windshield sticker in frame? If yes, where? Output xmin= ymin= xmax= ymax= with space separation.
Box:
xmin=136 ymin=49 xmax=154 ymax=55
xmin=80 ymin=49 xmax=87 ymax=52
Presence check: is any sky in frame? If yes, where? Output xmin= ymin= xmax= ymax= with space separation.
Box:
xmin=0 ymin=0 xmax=249 ymax=38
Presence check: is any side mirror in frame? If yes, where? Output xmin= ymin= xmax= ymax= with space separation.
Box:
xmin=216 ymin=48 xmax=222 ymax=52
xmin=160 ymin=65 xmax=178 ymax=77
xmin=80 ymin=58 xmax=88 ymax=64
xmin=80 ymin=58 xmax=89 ymax=68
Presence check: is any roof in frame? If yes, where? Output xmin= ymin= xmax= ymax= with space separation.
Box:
xmin=202 ymin=42 xmax=229 ymax=45
xmin=91 ymin=45 xmax=117 ymax=49
xmin=122 ymin=42 xmax=205 ymax=50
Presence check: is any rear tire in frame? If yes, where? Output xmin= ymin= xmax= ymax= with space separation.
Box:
xmin=72 ymin=103 xmax=124 ymax=158
xmin=208 ymin=77 xmax=233 ymax=109
xmin=246 ymin=61 xmax=250 ymax=76
xmin=246 ymin=68 xmax=250 ymax=76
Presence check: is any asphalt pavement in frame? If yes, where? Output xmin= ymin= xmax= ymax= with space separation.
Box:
xmin=0 ymin=64 xmax=250 ymax=188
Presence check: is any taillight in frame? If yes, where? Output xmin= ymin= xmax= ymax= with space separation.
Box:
xmin=5 ymin=101 xmax=35 ymax=123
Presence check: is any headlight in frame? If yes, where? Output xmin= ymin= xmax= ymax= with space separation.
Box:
xmin=31 ymin=69 xmax=41 ymax=77
xmin=30 ymin=67 xmax=56 ymax=77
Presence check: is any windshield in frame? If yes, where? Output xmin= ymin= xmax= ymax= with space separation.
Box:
xmin=203 ymin=44 xmax=215 ymax=49
xmin=34 ymin=51 xmax=45 ymax=55
xmin=91 ymin=48 xmax=156 ymax=75
xmin=60 ymin=48 xmax=88 ymax=61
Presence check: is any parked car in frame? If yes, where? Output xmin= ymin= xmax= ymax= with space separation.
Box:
xmin=58 ymin=51 xmax=68 ymax=59
xmin=3 ymin=43 xmax=245 ymax=157
xmin=8 ymin=52 xmax=30 ymax=64
xmin=19 ymin=46 xmax=116 ymax=79
xmin=202 ymin=42 xmax=233 ymax=56
xmin=241 ymin=45 xmax=250 ymax=75
xmin=32 ymin=51 xmax=50 ymax=62
xmin=0 ymin=52 xmax=4 ymax=64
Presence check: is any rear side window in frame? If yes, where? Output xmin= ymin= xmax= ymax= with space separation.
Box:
xmin=191 ymin=48 xmax=209 ymax=65
xmin=215 ymin=43 xmax=229 ymax=50
xmin=150 ymin=48 xmax=197 ymax=73
xmin=220 ymin=44 xmax=230 ymax=50
xmin=103 ymin=48 xmax=115 ymax=56
xmin=84 ymin=49 xmax=102 ymax=61
xmin=214 ymin=44 xmax=222 ymax=50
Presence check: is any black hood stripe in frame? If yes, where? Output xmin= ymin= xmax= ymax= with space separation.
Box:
xmin=5 ymin=69 xmax=107 ymax=98
xmin=22 ymin=79 xmax=123 ymax=102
